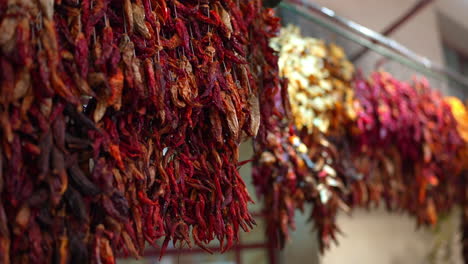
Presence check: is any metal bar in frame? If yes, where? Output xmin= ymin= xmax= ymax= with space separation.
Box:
xmin=267 ymin=240 xmax=278 ymax=264
xmin=352 ymin=0 xmax=436 ymax=61
xmin=138 ymin=242 xmax=269 ymax=257
xmin=235 ymin=248 xmax=242 ymax=264
xmin=252 ymin=211 xmax=266 ymax=217
xmin=461 ymin=171 xmax=468 ymax=264
xmin=281 ymin=0 xmax=468 ymax=89
xmin=235 ymin=230 xmax=243 ymax=264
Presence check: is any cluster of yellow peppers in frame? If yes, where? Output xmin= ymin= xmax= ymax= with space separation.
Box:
xmin=271 ymin=25 xmax=356 ymax=136
xmin=445 ymin=97 xmax=468 ymax=169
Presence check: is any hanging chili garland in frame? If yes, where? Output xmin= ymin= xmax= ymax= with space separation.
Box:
xmin=351 ymin=72 xmax=463 ymax=226
xmin=253 ymin=25 xmax=358 ymax=252
xmin=251 ymin=21 xmax=307 ymax=249
xmin=0 ymin=0 xmax=280 ymax=262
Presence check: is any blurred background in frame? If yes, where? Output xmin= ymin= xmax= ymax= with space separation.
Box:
xmin=119 ymin=0 xmax=468 ymax=263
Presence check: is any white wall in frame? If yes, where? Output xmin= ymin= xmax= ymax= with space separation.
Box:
xmin=436 ymin=0 xmax=468 ymax=56
xmin=321 ymin=208 xmax=462 ymax=264
xmin=436 ymin=0 xmax=468 ymax=30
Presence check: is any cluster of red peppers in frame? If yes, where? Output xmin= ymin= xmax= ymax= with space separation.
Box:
xmin=351 ymin=72 xmax=464 ymax=225
xmin=252 ymin=25 xmax=467 ymax=253
xmin=0 ymin=0 xmax=280 ymax=262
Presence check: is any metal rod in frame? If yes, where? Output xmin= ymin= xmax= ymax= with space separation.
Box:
xmin=138 ymin=242 xmax=269 ymax=257
xmin=461 ymin=171 xmax=468 ymax=264
xmin=235 ymin=238 xmax=243 ymax=264
xmin=268 ymin=238 xmax=278 ymax=264
xmin=281 ymin=0 xmax=468 ymax=89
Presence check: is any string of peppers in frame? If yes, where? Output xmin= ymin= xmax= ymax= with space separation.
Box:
xmin=0 ymin=0 xmax=281 ymax=262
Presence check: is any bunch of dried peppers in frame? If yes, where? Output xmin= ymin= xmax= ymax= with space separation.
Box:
xmin=272 ymin=25 xmax=355 ymax=135
xmin=0 ymin=0 xmax=279 ymax=262
xmin=351 ymin=72 xmax=464 ymax=226
xmin=251 ymin=19 xmax=305 ymax=249
xmin=254 ymin=25 xmax=358 ymax=252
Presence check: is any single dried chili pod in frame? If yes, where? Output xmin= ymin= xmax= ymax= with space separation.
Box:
xmin=123 ymin=0 xmax=134 ymax=34
xmin=133 ymin=2 xmax=151 ymax=39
